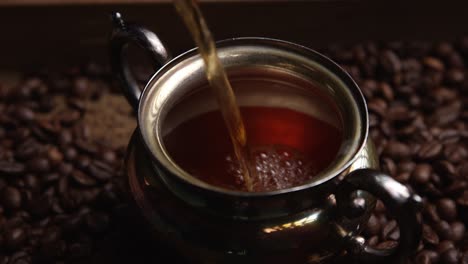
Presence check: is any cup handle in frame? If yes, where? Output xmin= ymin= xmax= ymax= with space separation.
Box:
xmin=337 ymin=169 xmax=422 ymax=263
xmin=110 ymin=12 xmax=172 ymax=111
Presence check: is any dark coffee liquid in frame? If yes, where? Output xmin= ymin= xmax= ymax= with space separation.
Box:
xmin=164 ymin=106 xmax=342 ymax=192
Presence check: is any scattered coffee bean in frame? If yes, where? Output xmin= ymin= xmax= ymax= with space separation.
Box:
xmin=4 ymin=227 xmax=27 ymax=250
xmin=58 ymin=130 xmax=73 ymax=145
xmin=440 ymin=248 xmax=459 ymax=264
xmin=450 ymin=221 xmax=466 ymax=241
xmin=437 ymin=240 xmax=455 ymax=254
xmin=435 ymin=220 xmax=454 ymax=240
xmin=416 ymin=250 xmax=439 ymax=264
xmin=63 ymin=147 xmax=78 ymax=161
xmin=1 ymin=186 xmax=22 ymax=210
xmin=417 ymin=142 xmax=443 ymax=160
xmin=437 ymin=198 xmax=458 ymax=221
xmin=71 ymin=170 xmax=96 ymax=186
xmin=422 ymin=224 xmax=439 ymax=245
xmin=423 ymin=57 xmax=445 ymax=71
xmin=0 ymin=161 xmax=25 ymax=176
xmin=364 ymin=214 xmax=381 ymax=237
xmin=14 ymin=107 xmax=35 ymax=122
xmin=47 ymin=147 xmax=63 ymax=166
xmin=383 ymin=140 xmax=411 ymax=159
xmin=412 ymin=164 xmax=432 ymax=184
xmin=27 ymin=157 xmax=50 ymax=173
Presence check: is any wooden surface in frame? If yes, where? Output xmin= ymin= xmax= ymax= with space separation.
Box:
xmin=1 ymin=1 xmax=468 ymax=70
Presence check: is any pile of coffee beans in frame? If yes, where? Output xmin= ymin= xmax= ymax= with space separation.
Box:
xmin=0 ymin=66 xmax=169 ymax=263
xmin=1 ymin=38 xmax=468 ymax=263
xmin=323 ymin=39 xmax=468 ymax=263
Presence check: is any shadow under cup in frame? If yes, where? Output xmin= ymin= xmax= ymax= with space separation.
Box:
xmin=139 ymin=40 xmax=368 ymax=195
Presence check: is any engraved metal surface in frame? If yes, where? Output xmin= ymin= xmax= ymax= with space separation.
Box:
xmin=126 ymin=133 xmax=378 ymax=263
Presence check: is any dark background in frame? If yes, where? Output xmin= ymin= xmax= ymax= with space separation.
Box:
xmin=1 ymin=1 xmax=468 ymax=70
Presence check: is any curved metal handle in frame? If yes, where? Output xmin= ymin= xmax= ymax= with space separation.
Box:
xmin=338 ymin=169 xmax=422 ymax=264
xmin=110 ymin=12 xmax=172 ymax=110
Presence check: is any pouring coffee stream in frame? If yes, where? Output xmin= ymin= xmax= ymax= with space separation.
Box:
xmin=173 ymin=0 xmax=255 ymax=191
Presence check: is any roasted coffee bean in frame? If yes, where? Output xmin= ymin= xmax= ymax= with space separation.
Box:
xmin=57 ymin=163 xmax=73 ymax=176
xmin=422 ymin=224 xmax=439 ymax=245
xmin=440 ymin=248 xmax=459 ymax=264
xmin=14 ymin=139 xmax=42 ymax=161
xmin=364 ymin=214 xmax=381 ymax=236
xmin=23 ymin=174 xmax=40 ymax=190
xmin=435 ymin=220 xmax=453 ymax=240
xmin=75 ymin=123 xmax=91 ymax=140
xmin=383 ymin=140 xmax=411 ymax=159
xmin=437 ymin=198 xmax=458 ymax=221
xmin=367 ymin=235 xmax=379 ymax=246
xmin=444 ymin=181 xmax=467 ymax=196
xmin=74 ymin=139 xmax=98 ymax=154
xmin=60 ymin=193 xmax=83 ymax=212
xmin=41 ymin=226 xmax=62 ymax=243
xmin=47 ymin=147 xmax=63 ymax=166
xmin=30 ymin=124 xmax=54 ymax=142
xmin=63 ymin=147 xmax=78 ymax=161
xmin=417 ymin=142 xmax=443 ymax=160
xmin=15 ymin=106 xmax=35 ymax=122
xmin=0 ymin=178 xmax=6 ymax=190
xmin=415 ymin=250 xmax=439 ymax=264
xmin=101 ymin=150 xmax=117 ymax=164
xmin=8 ymin=251 xmax=30 ymax=264
xmin=37 ymin=118 xmax=61 ymax=134
xmin=380 ymin=50 xmax=402 ymax=73
xmin=444 ymin=144 xmax=468 ymax=163
xmin=446 ymin=68 xmax=465 ymax=84
xmin=27 ymin=157 xmax=50 ymax=173
xmin=57 ymin=176 xmax=68 ymax=195
xmin=375 ymin=240 xmax=398 ymax=250
xmin=382 ymin=220 xmax=397 ymax=240
xmin=58 ymin=110 xmax=81 ymax=125
xmin=395 ymin=171 xmax=411 ymax=183
xmin=67 ymin=98 xmax=86 ymax=112
xmin=438 ymin=129 xmax=460 ymax=143
xmin=75 ymin=155 xmax=90 ymax=170
xmin=72 ymin=77 xmax=91 ymax=98
xmin=58 ymin=130 xmax=73 ymax=145
xmin=1 ymin=186 xmax=22 ymax=210
xmin=424 ymin=56 xmax=445 ymax=71
xmin=0 ymin=161 xmax=25 ymax=176
xmin=42 ymin=173 xmax=60 ymax=185
xmin=412 ymin=164 xmax=432 ymax=184
xmin=88 ymin=162 xmax=113 ymax=182
xmin=437 ymin=240 xmax=455 ymax=254
xmin=433 ymin=160 xmax=456 ymax=179
xmin=27 ymin=195 xmax=51 ymax=219
xmin=461 ymin=252 xmax=468 ymax=264
xmin=431 ymin=101 xmax=462 ymax=126
xmin=71 ymin=170 xmax=96 ymax=186
xmin=450 ymin=221 xmax=466 ymax=241
xmin=4 ymin=227 xmax=27 ymax=250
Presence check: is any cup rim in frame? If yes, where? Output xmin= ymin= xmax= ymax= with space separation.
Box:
xmin=137 ymin=37 xmax=369 ymax=197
